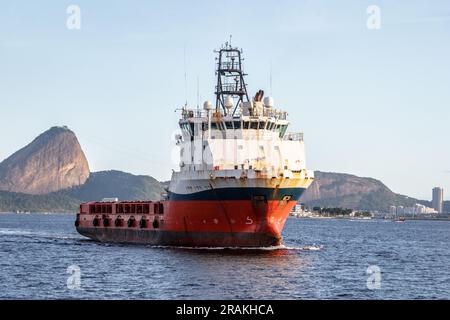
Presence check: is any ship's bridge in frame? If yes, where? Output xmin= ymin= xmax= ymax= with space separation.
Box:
xmin=178 ymin=99 xmax=291 ymax=141
xmin=175 ymin=100 xmax=307 ymax=178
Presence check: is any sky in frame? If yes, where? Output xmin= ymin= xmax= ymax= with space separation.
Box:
xmin=0 ymin=0 xmax=449 ymax=200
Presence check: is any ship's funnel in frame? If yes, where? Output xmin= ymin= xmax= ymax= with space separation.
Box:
xmin=254 ymin=89 xmax=264 ymax=102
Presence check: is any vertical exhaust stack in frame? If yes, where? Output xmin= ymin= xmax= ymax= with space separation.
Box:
xmin=254 ymin=89 xmax=264 ymax=102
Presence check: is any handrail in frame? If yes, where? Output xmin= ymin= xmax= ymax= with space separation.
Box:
xmin=283 ymin=132 xmax=304 ymax=141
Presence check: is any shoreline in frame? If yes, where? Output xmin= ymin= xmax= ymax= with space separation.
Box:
xmin=291 ymin=216 xmax=450 ymax=222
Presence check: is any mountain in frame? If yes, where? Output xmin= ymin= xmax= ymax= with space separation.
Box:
xmin=299 ymin=171 xmax=418 ymax=211
xmin=0 ymin=126 xmax=164 ymax=212
xmin=0 ymin=170 xmax=165 ymax=212
xmin=0 ymin=126 xmax=89 ymax=195
xmin=0 ymin=190 xmax=81 ymax=213
xmin=63 ymin=170 xmax=164 ymax=202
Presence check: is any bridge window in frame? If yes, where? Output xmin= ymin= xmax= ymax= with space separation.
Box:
xmin=250 ymin=122 xmax=258 ymax=129
xmin=243 ymin=121 xmax=249 ymax=129
xmin=211 ymin=122 xmax=218 ymax=130
xmin=279 ymin=125 xmax=288 ymax=138
xmin=259 ymin=121 xmax=266 ymax=129
xmin=225 ymin=121 xmax=233 ymax=129
xmin=180 ymin=123 xmax=189 ymax=132
xmin=234 ymin=121 xmax=241 ymax=129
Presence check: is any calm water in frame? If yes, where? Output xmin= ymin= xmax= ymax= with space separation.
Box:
xmin=0 ymin=213 xmax=449 ymax=299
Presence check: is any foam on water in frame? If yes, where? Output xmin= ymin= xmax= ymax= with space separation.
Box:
xmin=146 ymin=243 xmax=323 ymax=251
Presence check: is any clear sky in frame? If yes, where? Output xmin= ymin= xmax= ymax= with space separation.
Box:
xmin=1 ymin=0 xmax=449 ymax=200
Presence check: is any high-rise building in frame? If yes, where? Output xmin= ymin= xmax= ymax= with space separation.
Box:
xmin=432 ymin=187 xmax=444 ymax=213
xmin=389 ymin=206 xmax=396 ymax=215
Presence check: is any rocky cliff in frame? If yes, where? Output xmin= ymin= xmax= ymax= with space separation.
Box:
xmin=0 ymin=126 xmax=90 ymax=194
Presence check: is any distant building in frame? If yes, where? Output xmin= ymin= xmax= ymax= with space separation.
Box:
xmin=404 ymin=203 xmax=437 ymax=215
xmin=390 ymin=203 xmax=437 ymax=215
xmin=432 ymin=187 xmax=444 ymax=213
xmin=291 ymin=203 xmax=306 ymax=215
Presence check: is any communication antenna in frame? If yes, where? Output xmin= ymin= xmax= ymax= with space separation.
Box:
xmin=270 ymin=62 xmax=273 ymax=96
xmin=196 ymin=76 xmax=200 ymax=110
xmin=184 ymin=46 xmax=188 ymax=106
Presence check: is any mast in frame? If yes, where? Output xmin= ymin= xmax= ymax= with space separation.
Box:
xmin=214 ymin=42 xmax=250 ymax=116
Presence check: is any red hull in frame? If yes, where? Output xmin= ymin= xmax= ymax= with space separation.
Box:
xmin=76 ymin=199 xmax=296 ymax=247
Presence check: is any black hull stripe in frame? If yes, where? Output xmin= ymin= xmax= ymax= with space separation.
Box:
xmin=168 ymin=187 xmax=306 ymax=201
xmin=77 ymin=227 xmax=281 ymax=247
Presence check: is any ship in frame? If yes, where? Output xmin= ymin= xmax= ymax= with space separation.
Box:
xmin=75 ymin=42 xmax=314 ymax=247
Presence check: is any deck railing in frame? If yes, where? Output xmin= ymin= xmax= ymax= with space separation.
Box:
xmin=283 ymin=132 xmax=304 ymax=141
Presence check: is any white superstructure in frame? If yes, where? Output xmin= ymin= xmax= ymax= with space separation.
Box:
xmin=168 ymin=43 xmax=313 ymax=198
